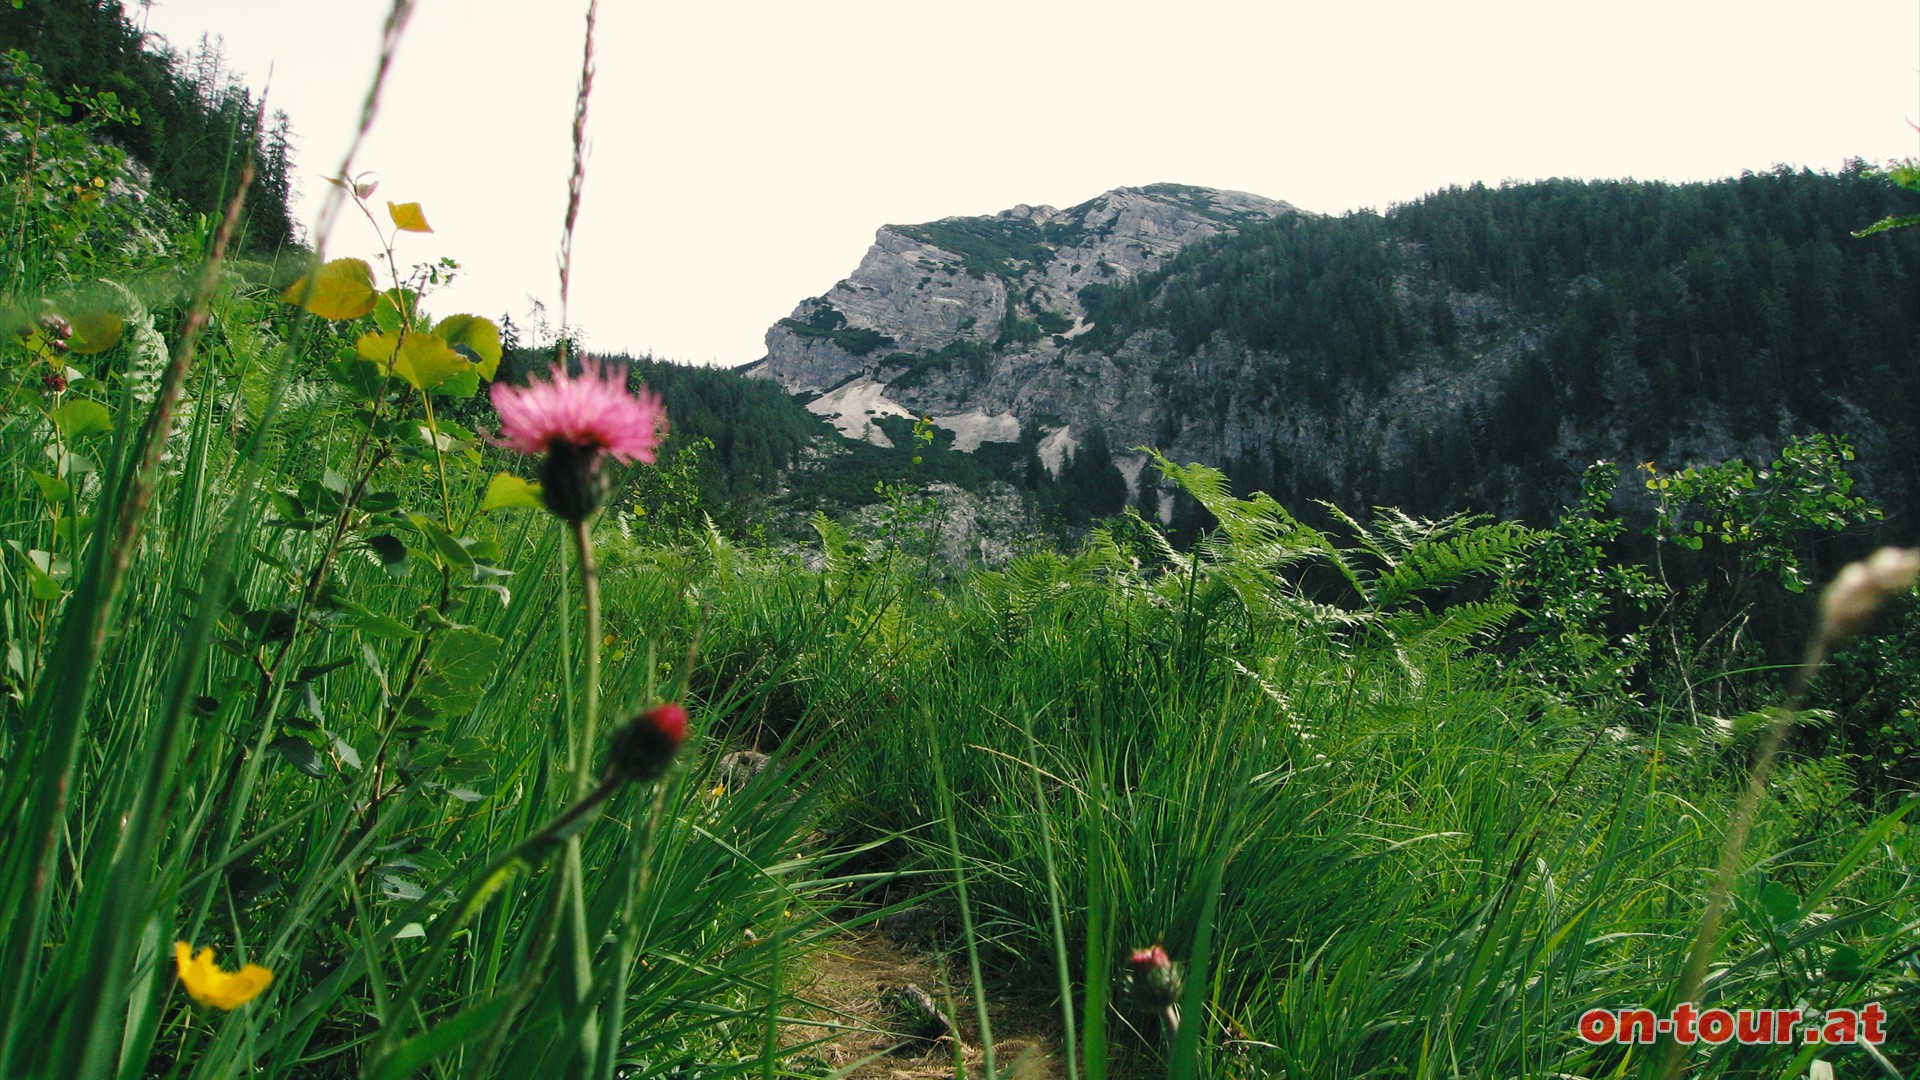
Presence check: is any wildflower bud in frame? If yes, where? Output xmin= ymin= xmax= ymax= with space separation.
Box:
xmin=1819 ymin=547 xmax=1920 ymax=643
xmin=41 ymin=371 xmax=66 ymax=393
xmin=1127 ymin=944 xmax=1182 ymax=1009
xmin=538 ymin=440 xmax=612 ymax=523
xmin=606 ymin=702 xmax=688 ymax=784
xmin=38 ymin=314 xmax=71 ymax=340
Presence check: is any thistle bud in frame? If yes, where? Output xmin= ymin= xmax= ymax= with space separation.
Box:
xmin=1127 ymin=944 xmax=1182 ymax=1008
xmin=1819 ymin=547 xmax=1920 ymax=643
xmin=606 ymin=702 xmax=688 ymax=784
xmin=538 ymin=440 xmax=612 ymax=523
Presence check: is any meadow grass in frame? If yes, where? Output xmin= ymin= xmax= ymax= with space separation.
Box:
xmin=1 ymin=11 xmax=1916 ymax=1079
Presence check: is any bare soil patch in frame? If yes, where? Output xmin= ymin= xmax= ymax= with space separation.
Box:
xmin=784 ymin=926 xmax=1067 ymax=1080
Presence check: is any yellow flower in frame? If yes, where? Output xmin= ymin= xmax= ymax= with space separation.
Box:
xmin=174 ymin=942 xmax=273 ymax=1010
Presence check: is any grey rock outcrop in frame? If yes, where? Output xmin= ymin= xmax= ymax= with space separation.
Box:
xmin=749 ymin=184 xmax=1296 ymax=483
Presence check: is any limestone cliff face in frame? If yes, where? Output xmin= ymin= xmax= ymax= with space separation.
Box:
xmin=749 ymin=184 xmax=1293 ymax=459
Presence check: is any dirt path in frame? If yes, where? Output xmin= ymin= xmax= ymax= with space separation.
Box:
xmin=784 ymin=926 xmax=1067 ymax=1079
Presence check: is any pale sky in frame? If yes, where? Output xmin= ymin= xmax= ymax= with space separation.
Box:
xmin=125 ymin=1 xmax=1920 ymax=367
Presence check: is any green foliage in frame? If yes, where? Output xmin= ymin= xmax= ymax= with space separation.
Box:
xmin=6 ymin=22 xmax=1919 ymax=1078
xmin=1646 ymin=433 xmax=1880 ymax=593
xmin=776 ymin=301 xmax=895 ymax=355
xmin=0 ymin=49 xmax=180 ymax=281
xmin=0 ymin=5 xmax=298 ymax=250
xmin=1081 ymin=168 xmax=1920 ymax=531
xmin=1851 ymin=158 xmax=1920 ymax=236
xmin=876 ymin=337 xmax=992 ymax=388
xmin=894 ymin=214 xmax=1055 ymax=279
xmin=1505 ymin=461 xmax=1662 ymax=698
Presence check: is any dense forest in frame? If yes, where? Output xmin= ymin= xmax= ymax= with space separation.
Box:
xmin=1 ymin=0 xmax=298 ymax=253
xmin=1082 ymin=166 xmax=1920 ymax=530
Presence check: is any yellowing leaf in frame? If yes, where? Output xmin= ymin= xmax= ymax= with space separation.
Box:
xmin=387 ymin=201 xmax=432 ymax=233
xmin=283 ymin=259 xmax=379 ymax=321
xmin=480 ymin=473 xmax=544 ymax=513
xmin=355 ymin=330 xmax=470 ymax=391
xmin=66 ymin=310 xmax=124 ymax=355
xmin=432 ymin=314 xmax=503 ymax=380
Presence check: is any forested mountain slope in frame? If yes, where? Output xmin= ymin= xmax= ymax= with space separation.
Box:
xmin=757 ymin=167 xmax=1920 ymax=535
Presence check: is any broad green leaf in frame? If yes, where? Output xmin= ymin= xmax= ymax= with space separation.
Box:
xmin=52 ymin=398 xmax=113 ymax=438
xmin=29 ymin=470 xmax=69 ymax=502
xmin=408 ymin=514 xmax=473 ymax=570
xmin=283 ymin=258 xmax=379 ymax=320
xmin=430 ymin=367 xmax=479 ymax=399
xmin=66 ymin=310 xmax=124 ymax=354
xmin=386 ymin=201 xmax=433 ymax=233
xmin=416 ymin=627 xmax=501 ymax=718
xmin=431 ymin=314 xmax=502 ymax=379
xmin=269 ymin=736 xmax=325 ymax=778
xmin=480 ymin=472 xmax=544 ymax=513
xmin=371 ymin=288 xmax=421 ymax=335
xmin=356 ymin=331 xmax=470 ymax=391
xmin=1757 ymin=879 xmax=1800 ymax=928
xmin=18 ymin=554 xmax=62 ymax=600
xmin=345 ymin=607 xmax=418 ymax=640
xmin=364 ymin=534 xmax=409 ymax=580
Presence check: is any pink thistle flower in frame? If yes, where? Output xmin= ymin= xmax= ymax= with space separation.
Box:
xmin=490 ymin=358 xmax=664 ymax=464
xmin=489 ymin=358 xmax=666 ymax=520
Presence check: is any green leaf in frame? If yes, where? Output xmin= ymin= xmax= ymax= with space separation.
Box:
xmin=480 ymin=473 xmax=544 ymax=513
xmin=52 ymin=398 xmax=112 ymax=438
xmin=295 ymin=657 xmax=356 ymax=682
xmin=14 ymin=546 xmax=63 ymax=601
xmin=1852 ymin=212 xmax=1920 ymax=238
xmin=370 ymin=993 xmax=513 ymax=1080
xmin=65 ymin=310 xmax=124 ymax=354
xmin=283 ymin=258 xmax=379 ymax=320
xmin=1826 ymin=942 xmax=1865 ymax=982
xmin=432 ymin=314 xmax=502 ymax=380
xmin=345 ymin=607 xmax=418 ymax=640
xmin=430 ymin=367 xmax=479 ymax=399
xmin=1758 ymin=879 xmax=1800 ymax=928
xmin=371 ymin=288 xmax=420 ymax=335
xmin=332 ymin=736 xmax=362 ymax=771
xmin=269 ymin=736 xmax=325 ymax=778
xmin=415 ymin=627 xmax=501 ymax=718
xmin=408 ymin=514 xmax=473 ymax=570
xmin=363 ymin=534 xmax=409 ymax=580
xmin=29 ymin=470 xmax=69 ymax=503
xmin=356 ymin=331 xmax=471 ymax=391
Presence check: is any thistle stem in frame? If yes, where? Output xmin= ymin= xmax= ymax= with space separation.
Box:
xmin=571 ymin=516 xmax=601 ymax=795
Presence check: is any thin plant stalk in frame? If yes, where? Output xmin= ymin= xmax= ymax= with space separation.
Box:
xmin=926 ymin=708 xmax=997 ymax=1080
xmin=1020 ymin=708 xmax=1080 ymax=1080
xmin=1654 ymin=638 xmax=1828 ymax=1080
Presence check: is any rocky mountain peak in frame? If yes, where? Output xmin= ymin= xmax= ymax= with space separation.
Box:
xmin=747 ymin=184 xmax=1295 ymax=452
